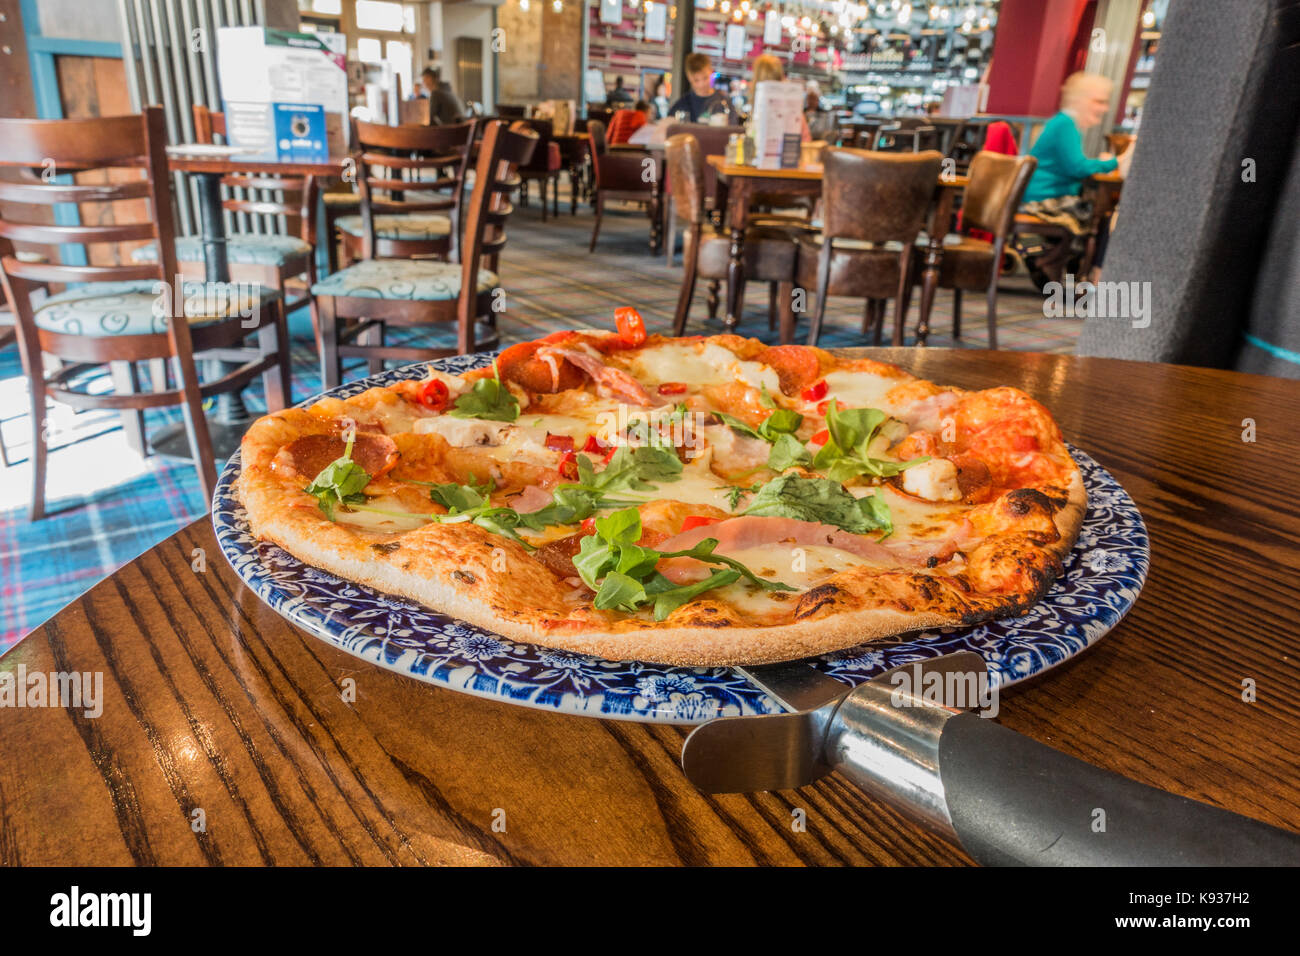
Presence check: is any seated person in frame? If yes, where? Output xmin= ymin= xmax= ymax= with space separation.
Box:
xmin=416 ymin=68 xmax=466 ymax=125
xmin=1022 ymin=71 xmax=1133 ymax=233
xmin=607 ymin=101 xmax=650 ymax=145
xmin=606 ymin=75 xmax=634 ymax=106
xmin=667 ymin=52 xmax=736 ymax=123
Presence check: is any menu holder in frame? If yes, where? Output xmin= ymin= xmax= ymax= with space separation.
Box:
xmin=752 ymin=80 xmax=805 ymax=170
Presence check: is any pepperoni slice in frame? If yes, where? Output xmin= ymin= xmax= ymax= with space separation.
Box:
xmin=762 ymin=345 xmax=822 ymax=395
xmin=496 ymin=341 xmax=586 ymax=393
xmin=274 ymin=432 xmax=398 ymax=482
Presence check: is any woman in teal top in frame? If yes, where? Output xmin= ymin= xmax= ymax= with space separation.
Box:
xmin=1021 ymin=72 xmax=1134 ymax=278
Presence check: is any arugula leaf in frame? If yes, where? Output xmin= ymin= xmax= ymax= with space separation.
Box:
xmin=711 ymin=411 xmax=763 ymax=441
xmin=758 ymin=383 xmax=778 ymax=409
xmin=767 ymin=433 xmax=813 ymax=473
xmin=448 ymin=360 xmax=519 ymax=422
xmin=304 ymin=435 xmax=371 ymax=519
xmin=812 ymin=401 xmax=928 ymax=481
xmin=573 ymin=507 xmax=793 ymax=618
xmin=743 ymin=474 xmax=892 ymax=535
xmin=577 ymin=444 xmax=683 ymax=493
xmin=423 ymin=479 xmax=534 ymax=547
xmin=648 ymin=569 xmax=742 ymax=621
xmin=756 ymin=407 xmax=804 ymax=442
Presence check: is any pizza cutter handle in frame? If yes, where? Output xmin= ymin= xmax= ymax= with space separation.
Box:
xmin=827 ymin=682 xmax=1300 ymax=866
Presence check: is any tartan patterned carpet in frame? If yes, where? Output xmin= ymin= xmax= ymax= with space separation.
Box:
xmin=0 ymin=194 xmax=1080 ymax=649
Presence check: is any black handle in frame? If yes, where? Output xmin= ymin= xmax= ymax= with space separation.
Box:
xmin=938 ymin=712 xmax=1300 ymax=866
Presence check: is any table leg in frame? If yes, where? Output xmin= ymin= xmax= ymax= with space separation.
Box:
xmin=649 ymin=156 xmax=664 ymax=254
xmin=719 ymin=177 xmax=745 ymax=332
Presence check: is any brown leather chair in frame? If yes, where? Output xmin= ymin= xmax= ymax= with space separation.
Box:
xmin=587 ymin=119 xmax=658 ymax=251
xmin=665 ymin=133 xmax=798 ymax=335
xmin=794 ymin=148 xmax=944 ymax=346
xmin=662 ymin=122 xmax=741 ymax=264
xmin=516 ymin=117 xmax=562 ymax=219
xmin=907 ymin=150 xmax=1036 ymax=349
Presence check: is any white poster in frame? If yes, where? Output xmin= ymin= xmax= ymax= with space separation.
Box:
xmin=764 ymin=10 xmax=782 ymax=46
xmin=600 ymin=0 xmax=622 ymax=25
xmin=584 ymin=68 xmax=608 ymax=104
xmin=725 ymin=23 xmax=747 ymax=61
xmin=645 ymin=2 xmax=667 ymax=42
xmin=752 ymin=80 xmax=805 ymax=169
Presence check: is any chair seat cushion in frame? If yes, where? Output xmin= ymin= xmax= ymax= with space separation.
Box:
xmin=911 ymin=233 xmax=996 ymax=290
xmin=34 ymin=279 xmax=276 ymax=337
xmin=310 ymin=259 xmax=497 ymax=302
xmin=335 ymin=213 xmax=452 ymax=241
xmin=131 ymin=233 xmax=311 ymax=267
xmin=323 ymin=191 xmax=361 ymax=208
xmin=795 ymin=235 xmax=907 ymax=299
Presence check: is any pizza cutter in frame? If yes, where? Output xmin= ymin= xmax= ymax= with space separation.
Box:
xmin=681 ymin=652 xmax=1300 ymax=865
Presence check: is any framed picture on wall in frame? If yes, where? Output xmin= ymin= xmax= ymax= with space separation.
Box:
xmin=600 ymin=0 xmax=623 ymax=25
xmin=725 ymin=23 xmax=747 ymax=61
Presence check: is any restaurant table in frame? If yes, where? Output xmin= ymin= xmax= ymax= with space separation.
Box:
xmin=156 ymin=153 xmax=351 ymax=460
xmin=708 ymin=156 xmax=968 ymax=344
xmin=3 ymin=350 xmax=1298 ymax=866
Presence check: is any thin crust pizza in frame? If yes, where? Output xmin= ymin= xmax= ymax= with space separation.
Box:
xmin=236 ymin=312 xmax=1086 ymax=665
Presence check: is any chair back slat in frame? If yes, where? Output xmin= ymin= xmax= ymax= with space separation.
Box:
xmin=822 ymin=147 xmax=944 ymax=244
xmin=0 ymin=221 xmax=157 ymax=245
xmin=0 ymin=179 xmax=155 ymax=204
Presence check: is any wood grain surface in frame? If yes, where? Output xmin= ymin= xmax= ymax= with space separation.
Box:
xmin=2 ymin=350 xmax=1299 ymax=866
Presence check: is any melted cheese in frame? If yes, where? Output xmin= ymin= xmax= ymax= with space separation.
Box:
xmin=335 ymin=496 xmax=431 ymax=533
xmin=820 ymin=369 xmax=900 ymax=412
xmin=626 ymin=343 xmax=780 ymax=393
xmin=848 ymin=483 xmax=972 ymax=539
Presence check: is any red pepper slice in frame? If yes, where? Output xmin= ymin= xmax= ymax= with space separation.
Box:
xmin=417 ymin=378 xmax=449 ymax=411
xmin=816 ymin=399 xmax=831 ymax=416
xmin=810 ymin=429 xmax=830 ymax=446
xmin=657 ymin=381 xmax=688 ymax=395
xmin=580 ymin=517 xmax=597 ymax=534
xmin=801 ymin=379 xmax=828 ymax=402
xmin=582 ymin=434 xmax=605 ymax=453
xmin=680 ymin=515 xmax=723 ymax=532
xmin=614 ymin=306 xmax=647 ymax=347
xmin=558 ymin=451 xmax=579 ymax=480
xmin=602 ymin=444 xmax=618 ymax=462
xmin=545 ymin=433 xmax=575 ymax=452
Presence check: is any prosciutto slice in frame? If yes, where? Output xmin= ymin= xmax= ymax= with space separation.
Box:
xmin=537 ymin=347 xmax=656 ymax=406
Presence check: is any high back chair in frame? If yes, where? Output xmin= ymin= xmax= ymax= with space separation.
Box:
xmin=0 ymin=106 xmax=291 ymax=518
xmin=336 ymin=118 xmax=477 ymax=267
xmin=661 ymin=121 xmax=742 ymax=264
xmin=586 ymin=119 xmax=658 ymax=251
xmin=795 ymin=147 xmax=943 ymax=346
xmin=310 ymin=120 xmax=538 ymax=387
xmin=664 ymin=133 xmax=798 ymax=336
xmin=132 ymin=104 xmax=320 ymax=336
xmin=910 ymin=150 xmax=1036 ymax=349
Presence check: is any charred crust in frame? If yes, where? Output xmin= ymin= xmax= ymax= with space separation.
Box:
xmin=1003 ymin=488 xmax=1053 ymax=517
xmin=370 ymin=541 xmax=401 ymax=554
xmin=795 ymin=583 xmax=844 ymax=619
xmin=451 ymin=569 xmax=478 ymax=585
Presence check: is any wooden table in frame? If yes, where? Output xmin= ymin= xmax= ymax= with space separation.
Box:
xmin=158 ymin=154 xmax=352 ymax=459
xmin=3 ymin=351 xmax=1298 ymax=865
xmin=708 ymin=156 xmax=968 ymax=344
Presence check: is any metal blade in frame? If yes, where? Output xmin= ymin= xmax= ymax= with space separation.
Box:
xmin=680 ymin=651 xmax=992 ymax=794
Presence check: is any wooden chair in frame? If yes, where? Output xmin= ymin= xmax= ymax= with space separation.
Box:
xmin=311 ymin=120 xmax=538 ymax=388
xmin=587 ymin=119 xmax=658 ymax=252
xmin=336 ymin=119 xmax=477 ymax=267
xmin=0 ymin=106 xmax=291 ymax=518
xmin=515 ymin=118 xmax=562 ymax=220
xmin=905 ymin=151 xmax=1037 ymax=349
xmin=132 ymin=105 xmax=320 ymax=338
xmin=792 ymin=148 xmax=944 ymax=347
xmin=661 ymin=122 xmax=742 ymax=265
xmin=665 ymin=134 xmax=798 ymax=336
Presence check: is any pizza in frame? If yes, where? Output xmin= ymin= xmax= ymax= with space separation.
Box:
xmin=235 ymin=310 xmax=1086 ymax=665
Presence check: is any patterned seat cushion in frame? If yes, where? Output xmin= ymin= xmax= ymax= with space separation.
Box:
xmin=131 ymin=234 xmax=312 ymax=267
xmin=322 ymin=191 xmax=361 ymax=207
xmin=334 ymin=213 xmax=453 ymax=241
xmin=34 ymin=279 xmax=276 ymax=336
xmin=310 ymin=259 xmax=497 ymax=302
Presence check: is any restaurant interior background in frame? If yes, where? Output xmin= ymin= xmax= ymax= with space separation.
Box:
xmin=0 ymin=0 xmax=1296 ymax=648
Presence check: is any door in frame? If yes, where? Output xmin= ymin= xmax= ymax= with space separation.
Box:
xmin=456 ymin=36 xmax=483 ymax=106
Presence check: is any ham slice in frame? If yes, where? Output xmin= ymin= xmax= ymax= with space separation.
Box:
xmin=655 ymin=515 xmax=970 ymax=584
xmin=537 ymin=346 xmax=656 ymax=406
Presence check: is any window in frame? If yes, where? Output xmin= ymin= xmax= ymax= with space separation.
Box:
xmin=357 ymin=37 xmax=383 ymax=63
xmin=355 ymin=1 xmax=406 ymax=32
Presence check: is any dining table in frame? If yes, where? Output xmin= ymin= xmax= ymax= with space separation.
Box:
xmin=707 ymin=156 xmax=968 ymax=344
xmin=155 ymin=151 xmax=352 ymax=461
xmin=2 ymin=349 xmax=1297 ymax=866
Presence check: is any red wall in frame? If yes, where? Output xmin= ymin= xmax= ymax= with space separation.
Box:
xmin=986 ymin=0 xmax=1096 ymax=116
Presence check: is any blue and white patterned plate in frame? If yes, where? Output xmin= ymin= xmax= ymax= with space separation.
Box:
xmin=213 ymin=355 xmax=1149 ymax=725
